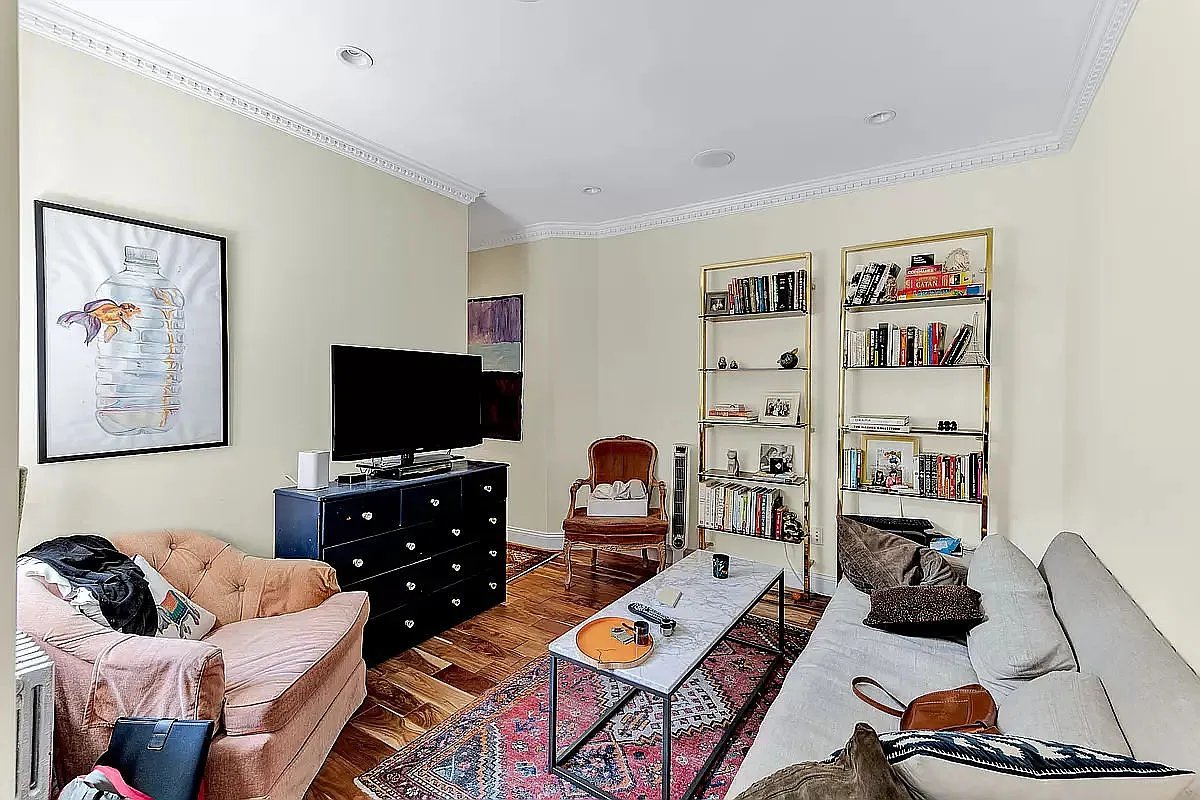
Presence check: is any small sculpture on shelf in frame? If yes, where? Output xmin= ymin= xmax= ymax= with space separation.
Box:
xmin=781 ymin=509 xmax=805 ymax=543
xmin=726 ymin=449 xmax=740 ymax=476
xmin=778 ymin=348 xmax=800 ymax=370
xmin=937 ymin=420 xmax=959 ymax=432
xmin=729 ymin=359 xmax=739 ymax=370
xmin=717 ymin=356 xmax=728 ymax=370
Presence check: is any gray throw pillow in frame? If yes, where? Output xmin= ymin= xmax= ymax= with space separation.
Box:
xmin=733 ymin=723 xmax=912 ymax=800
xmin=998 ymin=671 xmax=1131 ymax=755
xmin=966 ymin=535 xmax=1077 ymax=699
xmin=837 ymin=516 xmax=960 ymax=593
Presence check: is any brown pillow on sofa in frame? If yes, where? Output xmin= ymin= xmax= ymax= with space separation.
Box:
xmin=837 ymin=516 xmax=960 ymax=593
xmin=733 ymin=723 xmax=912 ymax=800
xmin=863 ymin=584 xmax=985 ymax=638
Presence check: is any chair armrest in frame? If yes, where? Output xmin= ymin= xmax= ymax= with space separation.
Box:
xmin=567 ymin=478 xmax=592 ymax=517
xmin=255 ymin=557 xmax=341 ymax=618
xmin=18 ymin=576 xmax=224 ymax=725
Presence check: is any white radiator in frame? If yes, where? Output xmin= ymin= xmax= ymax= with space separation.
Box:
xmin=15 ymin=631 xmax=53 ymax=800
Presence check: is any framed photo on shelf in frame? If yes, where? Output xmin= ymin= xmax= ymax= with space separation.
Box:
xmin=758 ymin=443 xmax=795 ymax=475
xmin=861 ymin=433 xmax=920 ymax=490
xmin=761 ymin=392 xmax=801 ymax=426
xmin=704 ymin=291 xmax=729 ymax=315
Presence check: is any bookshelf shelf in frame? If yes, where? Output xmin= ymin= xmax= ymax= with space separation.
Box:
xmin=838 ymin=228 xmax=993 ymax=547
xmin=844 ymin=295 xmax=987 ymax=313
xmin=701 ymin=309 xmax=808 ymax=322
xmin=700 ymin=469 xmax=807 ymax=487
xmin=700 ymin=420 xmax=808 ymax=430
xmin=840 ymin=426 xmax=986 ymax=439
xmin=840 ymin=486 xmax=985 ymax=506
xmin=699 ymin=251 xmax=813 ymax=595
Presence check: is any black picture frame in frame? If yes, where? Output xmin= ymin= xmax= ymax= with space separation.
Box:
xmin=34 ymin=200 xmax=230 ymax=463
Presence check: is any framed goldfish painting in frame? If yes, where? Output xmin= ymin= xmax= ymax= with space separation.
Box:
xmin=34 ymin=202 xmax=228 ymax=463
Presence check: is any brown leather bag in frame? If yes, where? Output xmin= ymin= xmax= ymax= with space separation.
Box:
xmin=852 ymin=677 xmax=1000 ymax=734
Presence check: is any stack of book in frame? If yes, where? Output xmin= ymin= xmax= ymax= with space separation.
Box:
xmin=844 ymin=322 xmax=975 ymax=367
xmin=842 ymin=448 xmax=864 ymax=489
xmin=700 ymin=482 xmax=797 ymax=540
xmin=723 ymin=269 xmax=808 ymax=315
xmin=706 ymin=403 xmax=758 ymax=422
xmin=848 ymin=414 xmax=910 ymax=432
xmin=919 ymin=452 xmax=985 ymax=501
xmin=846 ymin=262 xmax=901 ymax=306
xmin=898 ymin=264 xmax=984 ymax=302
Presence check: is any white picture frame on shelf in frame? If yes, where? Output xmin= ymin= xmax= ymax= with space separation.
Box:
xmin=761 ymin=392 xmax=802 ymax=427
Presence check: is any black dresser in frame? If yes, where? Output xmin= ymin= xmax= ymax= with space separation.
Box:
xmin=274 ymin=460 xmax=508 ymax=663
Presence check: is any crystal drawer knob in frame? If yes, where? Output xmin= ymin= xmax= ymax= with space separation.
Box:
xmin=488 ymin=517 xmax=498 ymax=525
xmin=451 ymin=597 xmax=462 ymax=607
xmin=489 ymin=550 xmax=498 ymax=557
xmin=406 ymin=542 xmax=416 ymax=551
xmin=361 ymin=511 xmax=373 ymax=521
xmin=404 ymin=619 xmax=415 ymax=629
xmin=484 ymin=485 xmax=493 ymax=493
xmin=452 ymin=563 xmax=462 ymax=572
xmin=451 ymin=528 xmax=462 ymax=536
xmin=489 ymin=582 xmax=498 ymax=589
xmin=430 ymin=498 xmax=440 ymax=507
xmin=351 ymin=558 xmax=364 ymax=568
xmin=406 ymin=581 xmax=416 ymax=590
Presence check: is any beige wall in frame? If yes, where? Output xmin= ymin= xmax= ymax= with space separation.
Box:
xmin=468 ymin=0 xmax=1197 ymax=665
xmin=1060 ymin=0 xmax=1200 ymax=668
xmin=2 ymin=2 xmax=19 ymax=797
xmin=18 ymin=34 xmax=468 ymax=556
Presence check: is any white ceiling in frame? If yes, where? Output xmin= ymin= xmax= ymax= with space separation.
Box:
xmin=22 ymin=0 xmax=1135 ymax=249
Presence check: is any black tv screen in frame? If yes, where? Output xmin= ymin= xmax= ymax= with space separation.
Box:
xmin=331 ymin=346 xmax=482 ymax=461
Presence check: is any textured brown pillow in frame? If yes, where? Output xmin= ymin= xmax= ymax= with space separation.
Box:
xmin=864 ymin=584 xmax=985 ymax=638
xmin=732 ymin=723 xmax=912 ymax=800
xmin=837 ymin=516 xmax=960 ymax=592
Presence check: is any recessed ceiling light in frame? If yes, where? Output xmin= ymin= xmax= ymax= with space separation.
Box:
xmin=582 ymin=186 xmax=603 ymax=195
xmin=865 ymin=109 xmax=897 ymax=126
xmin=337 ymin=46 xmax=374 ymax=70
xmin=692 ymin=149 xmax=736 ymax=169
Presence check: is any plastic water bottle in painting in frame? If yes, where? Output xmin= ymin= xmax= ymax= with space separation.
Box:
xmin=94 ymin=246 xmax=186 ymax=435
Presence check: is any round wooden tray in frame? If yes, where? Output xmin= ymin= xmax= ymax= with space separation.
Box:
xmin=576 ymin=616 xmax=654 ymax=669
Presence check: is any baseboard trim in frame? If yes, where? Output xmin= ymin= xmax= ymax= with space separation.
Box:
xmin=507 ymin=527 xmax=563 ymax=550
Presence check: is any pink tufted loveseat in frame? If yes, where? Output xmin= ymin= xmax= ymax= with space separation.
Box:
xmin=16 ymin=530 xmax=370 ymax=800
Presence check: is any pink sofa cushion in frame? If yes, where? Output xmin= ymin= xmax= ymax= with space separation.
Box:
xmin=204 ymin=590 xmax=368 ymax=735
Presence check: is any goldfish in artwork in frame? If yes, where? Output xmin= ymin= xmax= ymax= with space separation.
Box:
xmin=57 ymin=299 xmax=142 ymax=345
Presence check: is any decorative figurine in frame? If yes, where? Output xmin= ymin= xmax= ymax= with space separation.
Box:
xmin=729 ymin=359 xmax=739 ymax=370
xmin=937 ymin=420 xmax=959 ymax=432
xmin=717 ymin=356 xmax=728 ymax=370
xmin=944 ymin=247 xmax=972 ymax=273
xmin=781 ymin=509 xmax=805 ymax=543
xmin=726 ymin=449 xmax=739 ymax=475
xmin=778 ymin=348 xmax=800 ymax=370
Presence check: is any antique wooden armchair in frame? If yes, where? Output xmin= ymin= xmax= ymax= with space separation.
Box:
xmin=561 ymin=435 xmax=669 ymax=588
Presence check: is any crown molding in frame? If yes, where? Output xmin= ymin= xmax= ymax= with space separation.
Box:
xmin=17 ymin=0 xmax=484 ymax=205
xmin=471 ymin=0 xmax=1138 ymax=251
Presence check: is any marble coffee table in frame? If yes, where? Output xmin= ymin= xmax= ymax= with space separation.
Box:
xmin=547 ymin=551 xmax=785 ymax=800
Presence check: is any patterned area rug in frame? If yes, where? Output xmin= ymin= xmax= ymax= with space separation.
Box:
xmin=357 ymin=615 xmax=810 ymax=800
xmin=506 ymin=543 xmax=558 ymax=583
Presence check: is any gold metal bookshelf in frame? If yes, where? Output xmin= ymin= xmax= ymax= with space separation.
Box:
xmin=837 ymin=228 xmax=993 ymax=544
xmin=698 ymin=252 xmax=813 ymax=595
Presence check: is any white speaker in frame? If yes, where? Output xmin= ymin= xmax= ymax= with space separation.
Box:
xmin=670 ymin=443 xmax=693 ymax=558
xmin=298 ymin=450 xmax=331 ymax=490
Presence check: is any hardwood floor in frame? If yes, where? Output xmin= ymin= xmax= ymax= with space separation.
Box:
xmin=306 ymin=550 xmax=828 ymax=800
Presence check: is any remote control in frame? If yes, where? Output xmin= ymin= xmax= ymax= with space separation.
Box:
xmin=628 ymin=602 xmax=674 ymax=627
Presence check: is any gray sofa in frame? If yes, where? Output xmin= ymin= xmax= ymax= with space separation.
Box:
xmin=727 ymin=532 xmax=1200 ymax=798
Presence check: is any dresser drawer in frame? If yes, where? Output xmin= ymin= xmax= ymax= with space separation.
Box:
xmin=364 ymin=605 xmax=429 ymax=663
xmin=426 ymin=542 xmax=504 ymax=585
xmin=322 ymin=491 xmax=402 ymax=546
xmin=403 ymin=480 xmax=462 ymax=526
xmin=434 ymin=570 xmax=506 ymax=620
xmin=468 ymin=500 xmax=506 ymax=536
xmin=326 ymin=526 xmax=433 ymax=586
xmin=465 ymin=469 xmax=507 ymax=505
xmin=356 ymin=560 xmax=432 ymax=617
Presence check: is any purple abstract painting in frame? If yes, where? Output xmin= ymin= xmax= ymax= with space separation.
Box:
xmin=468 ymin=294 xmax=522 ymax=440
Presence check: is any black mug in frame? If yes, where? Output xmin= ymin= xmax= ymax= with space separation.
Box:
xmin=633 ymin=620 xmax=651 ymax=646
xmin=712 ymin=553 xmax=730 ymax=579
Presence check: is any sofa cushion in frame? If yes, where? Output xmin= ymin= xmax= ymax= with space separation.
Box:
xmin=966 ymin=536 xmax=1076 ymax=699
xmin=864 ymin=584 xmax=984 ymax=639
xmin=997 ymin=671 xmax=1130 ymax=755
xmin=837 ymin=517 xmax=959 ymax=593
xmin=204 ymin=591 xmax=368 ymax=735
xmin=726 ymin=580 xmax=976 ymax=799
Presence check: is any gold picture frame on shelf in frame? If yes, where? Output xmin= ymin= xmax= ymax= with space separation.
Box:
xmin=860 ymin=433 xmax=920 ymax=491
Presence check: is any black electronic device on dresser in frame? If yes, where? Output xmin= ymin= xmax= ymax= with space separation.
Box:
xmin=274 ymin=460 xmax=508 ymax=664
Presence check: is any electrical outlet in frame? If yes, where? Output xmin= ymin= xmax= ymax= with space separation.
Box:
xmin=811 ymin=528 xmax=823 ymax=546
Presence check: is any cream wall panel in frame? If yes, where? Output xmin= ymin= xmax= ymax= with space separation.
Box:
xmin=18 ymin=34 xmax=467 ymax=556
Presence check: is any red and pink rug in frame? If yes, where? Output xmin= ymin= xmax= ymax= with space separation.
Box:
xmin=506 ymin=544 xmax=558 ymax=582
xmin=357 ymin=615 xmax=810 ymax=800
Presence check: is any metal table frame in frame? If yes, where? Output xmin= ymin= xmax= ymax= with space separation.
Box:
xmin=548 ymin=574 xmax=785 ymax=800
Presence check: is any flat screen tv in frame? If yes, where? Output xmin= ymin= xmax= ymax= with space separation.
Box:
xmin=331 ymin=345 xmax=482 ymax=461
